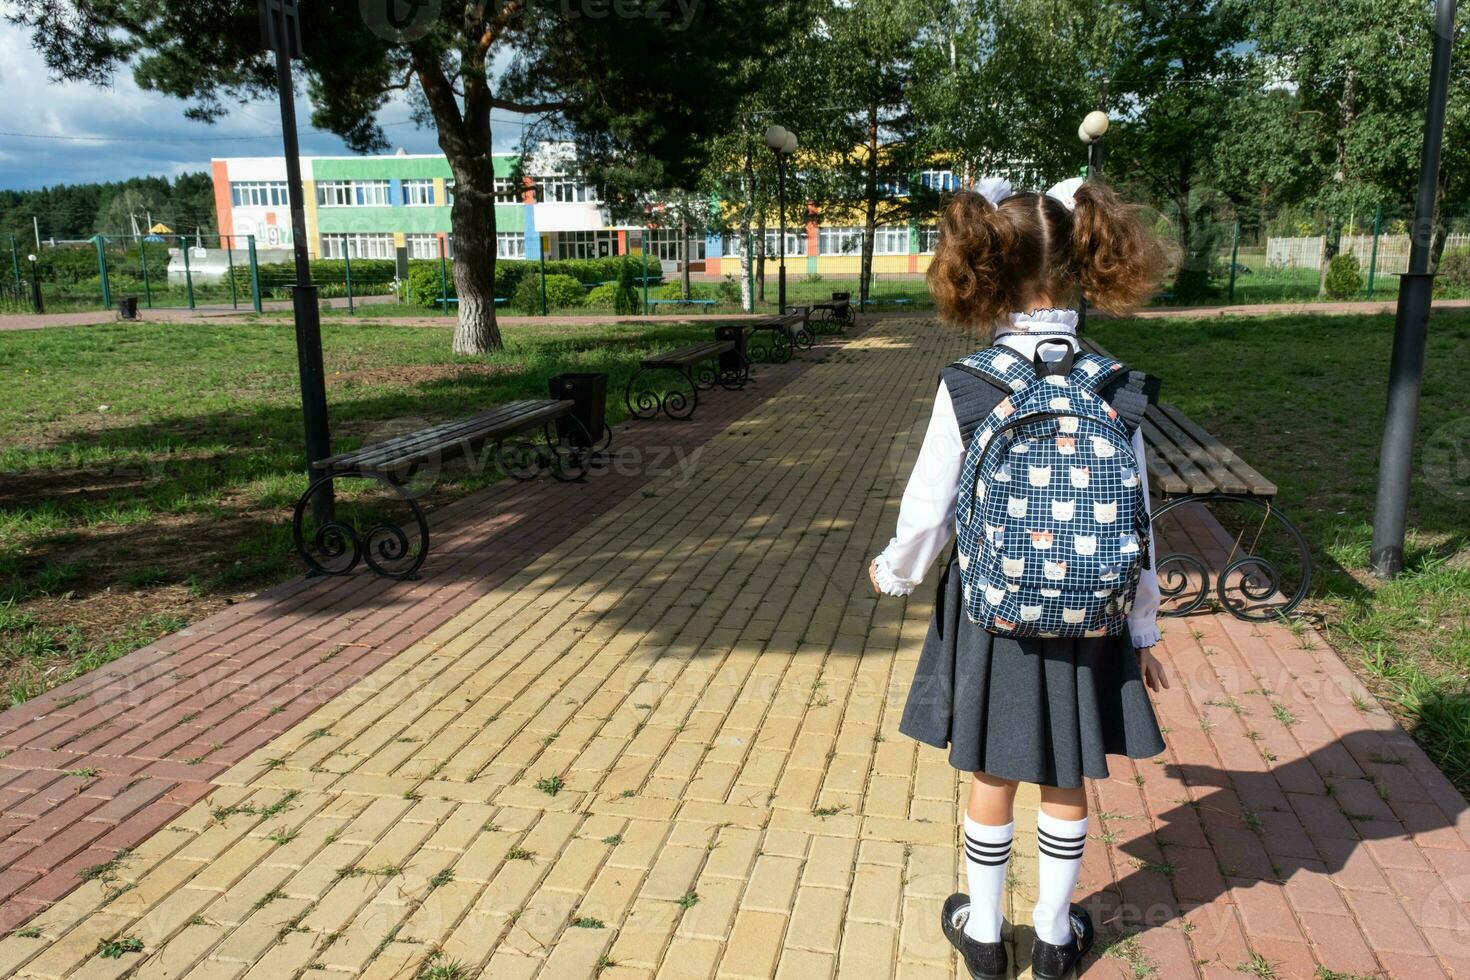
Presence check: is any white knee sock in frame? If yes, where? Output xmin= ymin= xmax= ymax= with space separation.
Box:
xmin=1033 ymin=811 xmax=1089 ymax=946
xmin=962 ymin=813 xmax=1013 ymax=944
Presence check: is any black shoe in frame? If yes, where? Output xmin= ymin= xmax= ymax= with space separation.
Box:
xmin=1031 ymin=905 xmax=1096 ymax=979
xmin=940 ymin=893 xmax=1009 ymax=980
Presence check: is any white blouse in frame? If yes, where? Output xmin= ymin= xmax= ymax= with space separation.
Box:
xmin=872 ymin=309 xmax=1163 ymax=649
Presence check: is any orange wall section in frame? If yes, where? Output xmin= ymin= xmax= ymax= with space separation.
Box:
xmin=211 ymin=161 xmax=234 ymax=240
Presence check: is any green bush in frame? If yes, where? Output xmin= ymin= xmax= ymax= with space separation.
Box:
xmin=716 ymin=276 xmax=741 ymax=305
xmin=584 ymin=282 xmax=620 ymax=307
xmin=614 ymin=260 xmax=641 ymax=315
xmin=1171 ymin=266 xmax=1218 ymax=304
xmin=514 ymin=272 xmax=585 ymax=313
xmin=655 ymin=281 xmax=712 ymax=301
xmin=1439 ymin=247 xmax=1470 ymax=290
xmin=1324 ymin=252 xmax=1364 ymax=299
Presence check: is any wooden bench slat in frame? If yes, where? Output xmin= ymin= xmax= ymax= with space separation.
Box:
xmin=318 ymin=401 xmax=552 ymax=470
xmin=316 ymin=400 xmax=570 ymax=472
xmin=642 ymin=340 xmax=734 ymax=368
xmin=352 ymin=404 xmax=570 ymax=474
xmin=1157 ymin=404 xmax=1278 ymax=497
xmin=1145 ymin=406 xmax=1250 ymax=495
xmin=1139 ymin=418 xmax=1218 ymax=495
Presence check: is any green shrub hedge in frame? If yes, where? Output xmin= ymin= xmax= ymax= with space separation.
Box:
xmin=513 ymin=273 xmax=586 ymax=313
xmin=1324 ymin=253 xmax=1364 ymax=299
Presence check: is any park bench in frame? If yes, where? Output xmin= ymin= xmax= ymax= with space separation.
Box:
xmin=292 ymin=400 xmax=592 ymax=581
xmin=435 ymin=297 xmax=509 ymax=310
xmin=1079 ymin=337 xmax=1311 ymax=621
xmin=809 ymin=292 xmax=855 ymax=334
xmin=647 ymin=298 xmax=717 ymax=311
xmin=624 ymin=340 xmax=743 ymax=421
xmin=746 ymin=308 xmax=815 ymax=364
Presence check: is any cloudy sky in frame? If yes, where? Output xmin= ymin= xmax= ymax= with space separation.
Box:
xmin=0 ymin=22 xmax=524 ymax=191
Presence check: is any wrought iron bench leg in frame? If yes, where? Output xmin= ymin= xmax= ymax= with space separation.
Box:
xmin=293 ymin=470 xmax=430 ymax=581
xmin=625 ymin=365 xmax=699 ymax=421
xmin=1152 ymin=493 xmax=1312 ymax=622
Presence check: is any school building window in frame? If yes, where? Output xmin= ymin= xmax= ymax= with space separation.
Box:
xmin=877 ymin=177 xmax=910 ymax=196
xmin=407 ymin=234 xmax=444 ymax=259
xmin=919 ymin=169 xmax=960 ymax=192
xmin=537 ymin=175 xmax=600 ymax=203
xmin=762 ymin=230 xmax=806 ymax=258
xmin=874 ymin=225 xmax=910 ymax=254
xmin=647 ymin=229 xmax=704 ymax=262
xmin=497 ymin=232 xmax=525 ymax=258
xmin=494 ymin=177 xmax=521 ymax=203
xmin=402 ymin=179 xmax=435 ymax=206
xmin=320 ymin=233 xmax=395 ymax=260
xmin=316 ymin=180 xmax=391 ymax=207
xmin=819 ymin=226 xmax=864 ymax=255
xmin=231 ymin=181 xmax=289 ymax=207
xmin=445 ymin=180 xmax=455 ymax=205
xmin=919 ymin=224 xmax=940 ymax=253
xmin=558 ymin=231 xmax=618 ymax=259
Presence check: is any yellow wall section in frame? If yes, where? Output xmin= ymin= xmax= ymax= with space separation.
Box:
xmin=393 ymin=232 xmax=406 ymax=248
xmin=303 ymin=181 xmax=320 ymax=258
xmin=814 ymin=255 xmax=914 ymax=275
xmin=433 ymin=178 xmax=447 ymax=207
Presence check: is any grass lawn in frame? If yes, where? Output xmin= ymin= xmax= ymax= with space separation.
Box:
xmin=1094 ymin=308 xmax=1470 ymax=791
xmin=0 ymin=316 xmax=714 ymax=705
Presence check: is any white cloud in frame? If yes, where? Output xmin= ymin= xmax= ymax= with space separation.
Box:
xmin=0 ymin=23 xmax=524 ymax=190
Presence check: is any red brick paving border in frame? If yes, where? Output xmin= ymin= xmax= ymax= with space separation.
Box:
xmin=0 ymin=325 xmax=866 ymax=932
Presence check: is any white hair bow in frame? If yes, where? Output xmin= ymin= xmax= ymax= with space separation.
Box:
xmin=1045 ymin=176 xmax=1085 ymax=212
xmin=975 ymin=176 xmax=1013 ymax=207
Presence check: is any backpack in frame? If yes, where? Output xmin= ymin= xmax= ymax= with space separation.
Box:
xmin=952 ymin=339 xmax=1152 ymax=638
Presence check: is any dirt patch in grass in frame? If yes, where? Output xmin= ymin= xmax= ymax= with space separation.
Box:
xmin=327 ymin=361 xmax=521 ymax=389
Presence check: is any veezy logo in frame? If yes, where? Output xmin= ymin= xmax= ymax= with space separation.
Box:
xmin=360 ymin=0 xmax=441 ymax=41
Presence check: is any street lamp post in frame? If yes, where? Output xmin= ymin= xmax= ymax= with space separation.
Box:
xmin=260 ymin=0 xmax=333 ymax=523
xmin=764 ymin=125 xmax=799 ymax=313
xmin=26 ymin=254 xmax=42 ymax=314
xmin=1371 ymin=0 xmax=1458 ymax=578
xmin=1077 ymin=110 xmax=1110 ymax=332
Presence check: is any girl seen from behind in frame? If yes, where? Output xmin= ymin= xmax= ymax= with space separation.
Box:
xmin=869 ymin=177 xmax=1168 ymax=979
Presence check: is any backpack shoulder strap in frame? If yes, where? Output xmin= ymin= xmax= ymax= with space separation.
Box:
xmin=1094 ymin=368 xmax=1160 ymax=435
xmin=940 ymin=363 xmax=1009 ymax=446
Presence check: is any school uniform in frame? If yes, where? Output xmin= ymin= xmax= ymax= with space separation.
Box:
xmin=873 ymin=308 xmax=1165 ymax=789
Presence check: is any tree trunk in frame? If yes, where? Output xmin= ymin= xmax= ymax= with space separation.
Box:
xmin=740 ymin=145 xmax=755 ymax=312
xmin=681 ymin=212 xmax=692 ymax=298
xmin=756 ymin=210 xmax=767 ymax=303
xmin=448 ymin=155 xmax=503 ymax=355
xmin=862 ymin=105 xmax=880 ymax=305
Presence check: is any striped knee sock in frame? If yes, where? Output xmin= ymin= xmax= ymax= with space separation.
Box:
xmin=962 ymin=814 xmax=1013 ymax=944
xmin=1033 ymin=811 xmax=1089 ymax=946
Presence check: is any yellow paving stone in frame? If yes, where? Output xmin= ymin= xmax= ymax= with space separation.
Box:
xmin=127 ymin=923 xmax=227 ymax=980
xmin=639 ymin=846 xmax=709 ymax=903
xmin=739 ymin=854 xmax=802 ymax=914
xmin=652 ymin=935 xmax=723 ymax=980
xmin=16 ymin=911 xmax=137 ymax=980
xmin=717 ymin=909 xmax=787 ymax=979
xmin=542 ymin=924 xmax=616 ymax=977
xmin=786 ymin=886 xmax=847 ymax=954
xmin=671 ymin=875 xmax=742 ymax=942
xmin=837 ymin=920 xmax=899 ymax=979
xmin=772 ymin=947 xmax=836 ymax=980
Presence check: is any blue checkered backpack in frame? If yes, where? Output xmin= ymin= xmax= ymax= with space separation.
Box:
xmin=952 ymin=339 xmax=1152 ymax=638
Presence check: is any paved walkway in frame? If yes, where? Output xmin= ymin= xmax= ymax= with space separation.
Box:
xmin=5 ymin=297 xmax=1470 ymax=333
xmin=0 ymin=317 xmax=1467 ymax=979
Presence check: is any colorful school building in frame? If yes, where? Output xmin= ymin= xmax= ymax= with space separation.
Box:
xmin=210 ymin=148 xmax=953 ymax=276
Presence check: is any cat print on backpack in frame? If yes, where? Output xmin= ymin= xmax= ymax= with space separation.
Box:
xmin=952 ymin=346 xmax=1151 ymax=638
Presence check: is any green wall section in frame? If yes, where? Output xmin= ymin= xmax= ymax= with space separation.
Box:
xmin=314 ymin=205 xmax=525 ymax=235
xmin=311 ymin=155 xmax=518 ymax=180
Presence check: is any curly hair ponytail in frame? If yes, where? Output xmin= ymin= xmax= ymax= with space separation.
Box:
xmin=1070 ymin=182 xmax=1166 ymax=315
xmin=927 ymin=190 xmax=1040 ymax=338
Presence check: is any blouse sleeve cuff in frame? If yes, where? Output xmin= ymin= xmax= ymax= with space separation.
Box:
xmin=1131 ymin=623 xmax=1163 ymax=650
xmin=871 ymin=553 xmax=919 ymax=597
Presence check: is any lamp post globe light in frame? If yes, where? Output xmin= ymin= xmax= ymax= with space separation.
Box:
xmin=26 ymin=253 xmax=42 ymax=314
xmin=764 ymin=125 xmax=799 ymax=312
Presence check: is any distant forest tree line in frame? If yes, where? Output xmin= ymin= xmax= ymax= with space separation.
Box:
xmin=0 ymin=173 xmax=217 ymax=246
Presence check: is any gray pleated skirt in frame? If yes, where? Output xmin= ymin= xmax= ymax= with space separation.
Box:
xmin=899 ymin=549 xmax=1166 ymax=789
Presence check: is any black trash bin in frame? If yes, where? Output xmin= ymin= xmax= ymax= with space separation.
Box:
xmin=549 ymin=372 xmax=609 ymax=449
xmin=714 ymin=324 xmax=748 ymax=382
xmin=117 ymin=296 xmax=140 ymax=321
